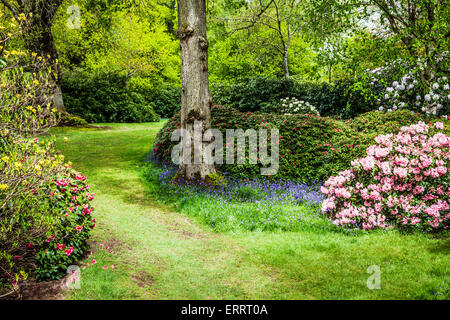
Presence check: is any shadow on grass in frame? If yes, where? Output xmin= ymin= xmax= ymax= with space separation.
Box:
xmin=427 ymin=238 xmax=450 ymax=254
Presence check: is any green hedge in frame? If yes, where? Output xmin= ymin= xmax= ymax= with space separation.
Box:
xmin=211 ymin=77 xmax=302 ymax=113
xmin=62 ymin=71 xmax=160 ymax=123
xmin=63 ymin=73 xmax=382 ymax=121
xmin=211 ymin=77 xmax=378 ymax=119
xmin=130 ymin=82 xmax=181 ymax=119
xmin=347 ymin=109 xmax=450 ymax=136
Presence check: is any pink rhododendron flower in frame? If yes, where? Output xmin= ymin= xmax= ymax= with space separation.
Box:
xmin=322 ymin=121 xmax=449 ymax=231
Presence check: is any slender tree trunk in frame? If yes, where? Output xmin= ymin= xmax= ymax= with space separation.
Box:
xmin=284 ymin=23 xmax=291 ymax=79
xmin=328 ymin=64 xmax=332 ymax=83
xmin=174 ymin=0 xmax=215 ymax=182
xmin=283 ymin=48 xmax=289 ymax=79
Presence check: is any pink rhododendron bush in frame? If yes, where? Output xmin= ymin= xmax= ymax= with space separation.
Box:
xmin=321 ymin=121 xmax=449 ymax=231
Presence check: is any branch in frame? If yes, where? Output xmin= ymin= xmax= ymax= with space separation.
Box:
xmin=0 ymin=290 xmax=15 ymax=299
xmin=273 ymin=0 xmax=286 ymax=47
xmin=1 ymin=0 xmax=19 ymax=21
xmin=230 ymin=0 xmax=275 ymax=34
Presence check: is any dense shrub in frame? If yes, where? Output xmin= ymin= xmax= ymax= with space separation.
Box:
xmin=63 ymin=72 xmax=388 ymax=122
xmin=1 ymin=134 xmax=60 ymax=285
xmin=211 ymin=77 xmax=303 ymax=113
xmin=321 ymin=121 xmax=449 ymax=231
xmin=153 ymin=105 xmax=376 ymax=182
xmin=1 ymin=130 xmax=94 ymax=287
xmin=146 ymin=86 xmax=181 ymax=119
xmin=130 ymin=81 xmax=181 ymax=118
xmin=348 ymin=109 xmax=450 ymax=136
xmin=59 ymin=114 xmax=89 ymax=127
xmin=34 ymin=166 xmax=96 ymax=280
xmin=0 ymin=134 xmax=95 ymax=283
xmin=153 ymin=107 xmax=449 ymax=183
xmin=62 ymin=70 xmax=159 ymax=123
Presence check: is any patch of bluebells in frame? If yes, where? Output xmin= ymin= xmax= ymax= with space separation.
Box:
xmin=143 ymin=154 xmax=339 ymax=233
xmin=432 ymin=284 xmax=449 ymax=300
xmin=146 ymin=152 xmax=325 ymax=203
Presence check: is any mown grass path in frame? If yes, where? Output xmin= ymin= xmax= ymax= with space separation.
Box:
xmin=52 ymin=123 xmax=289 ymax=299
xmin=52 ymin=123 xmax=449 ymax=300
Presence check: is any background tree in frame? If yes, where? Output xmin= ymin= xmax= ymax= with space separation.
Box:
xmin=231 ymin=0 xmax=305 ymax=79
xmin=216 ymin=0 xmax=354 ymax=81
xmin=83 ymin=11 xmax=179 ymax=89
xmin=374 ymin=0 xmax=448 ymax=86
xmin=53 ymin=0 xmax=180 ymax=87
xmin=315 ymin=38 xmax=346 ymax=83
xmin=343 ymin=0 xmax=450 ymax=87
xmin=209 ymin=20 xmax=318 ymax=82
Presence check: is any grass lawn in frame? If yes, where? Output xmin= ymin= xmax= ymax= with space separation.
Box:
xmin=49 ymin=122 xmax=449 ymax=300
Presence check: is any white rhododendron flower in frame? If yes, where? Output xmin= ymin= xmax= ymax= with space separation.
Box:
xmin=365 ymin=54 xmax=449 ymax=115
xmin=280 ymin=97 xmax=319 ymax=116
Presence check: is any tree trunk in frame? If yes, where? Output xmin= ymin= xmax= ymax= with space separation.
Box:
xmin=328 ymin=64 xmax=332 ymax=83
xmin=38 ymin=28 xmax=65 ymax=113
xmin=283 ymin=48 xmax=289 ymax=79
xmin=174 ymin=0 xmax=216 ymax=182
xmin=23 ymin=0 xmax=66 ymax=112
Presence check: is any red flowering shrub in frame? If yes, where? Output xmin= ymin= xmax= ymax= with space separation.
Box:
xmin=321 ymin=121 xmax=449 ymax=231
xmin=153 ymin=105 xmax=374 ymax=182
xmin=1 ymin=135 xmax=96 ymax=286
xmin=34 ymin=167 xmax=96 ymax=280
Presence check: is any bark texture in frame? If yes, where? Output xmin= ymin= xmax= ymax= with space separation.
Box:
xmin=2 ymin=0 xmax=66 ymax=112
xmin=26 ymin=0 xmax=65 ymax=112
xmin=175 ymin=0 xmax=216 ymax=181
